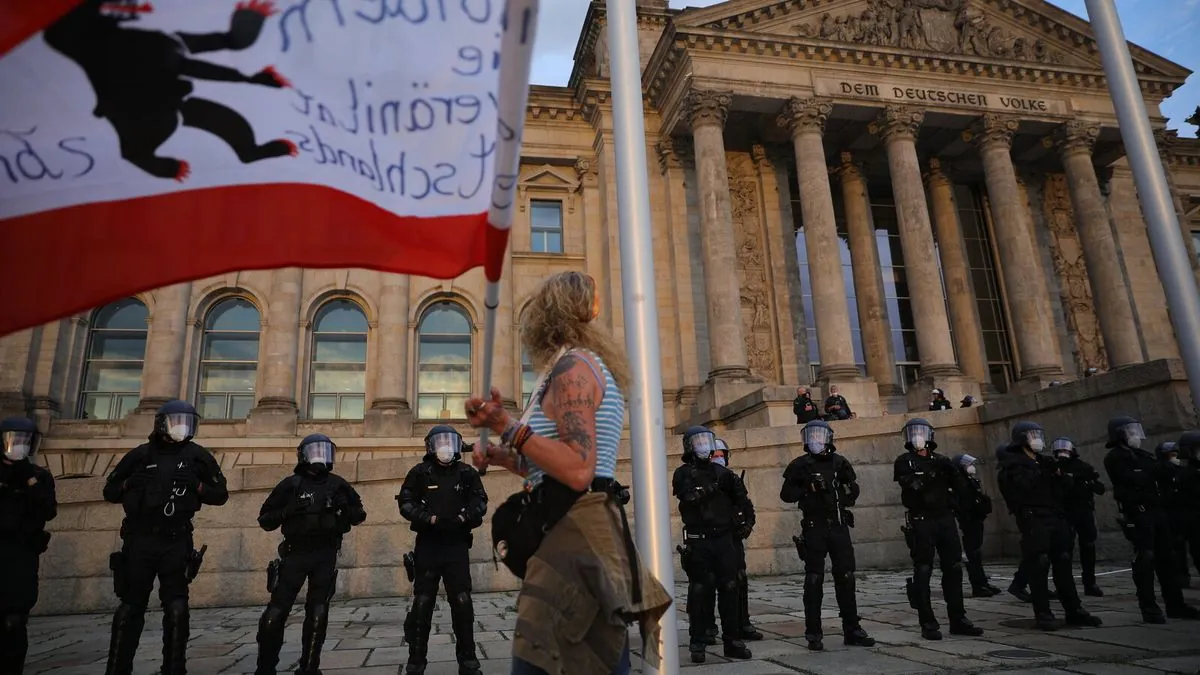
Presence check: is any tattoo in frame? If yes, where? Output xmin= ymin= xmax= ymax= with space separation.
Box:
xmin=560 ymin=410 xmax=593 ymax=461
xmin=546 ymin=355 xmax=599 ymax=463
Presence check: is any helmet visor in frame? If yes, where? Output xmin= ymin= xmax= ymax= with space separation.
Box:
xmin=690 ymin=432 xmax=716 ymax=460
xmin=301 ymin=440 xmax=335 ymax=466
xmin=904 ymin=423 xmax=933 ymax=449
xmin=163 ymin=413 xmax=198 ymax=443
xmin=957 ymin=453 xmax=977 ymax=467
xmin=2 ymin=430 xmax=38 ymax=461
xmin=430 ymin=432 xmax=461 ymax=462
xmin=803 ymin=425 xmax=832 ymax=453
xmin=1120 ymin=423 xmax=1146 ymax=443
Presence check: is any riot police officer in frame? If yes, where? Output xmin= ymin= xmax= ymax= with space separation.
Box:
xmin=1156 ymin=441 xmax=1198 ymax=589
xmin=698 ymin=439 xmax=762 ymax=644
xmin=673 ymin=426 xmax=752 ymax=663
xmin=781 ymin=420 xmax=875 ymax=651
xmin=953 ymin=454 xmax=1001 ymax=597
xmin=1172 ymin=432 xmax=1200 ymax=585
xmin=893 ymin=418 xmax=983 ymax=640
xmin=1053 ymin=437 xmax=1105 ymax=597
xmin=102 ymin=400 xmax=227 ymax=675
xmin=0 ymin=417 xmax=56 ymax=675
xmin=929 ymin=389 xmax=952 ymax=411
xmin=255 ymin=434 xmax=366 ymax=675
xmin=398 ymin=425 xmax=488 ymax=675
xmin=1104 ymin=416 xmax=1200 ymax=623
xmin=997 ymin=422 xmax=1102 ymax=631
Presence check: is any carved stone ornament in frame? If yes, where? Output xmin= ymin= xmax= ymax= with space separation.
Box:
xmin=573 ymin=157 xmax=594 ymax=182
xmin=683 ymin=90 xmax=733 ymax=129
xmin=792 ymin=0 xmax=1067 ymax=65
xmin=836 ymin=151 xmax=864 ymax=182
xmin=727 ymin=154 xmax=777 ymax=379
xmin=924 ymin=157 xmax=952 ymax=187
xmin=1053 ymin=120 xmax=1100 ymax=158
xmin=777 ymin=97 xmax=833 ymax=135
xmin=656 ymin=136 xmax=694 ymax=173
xmin=1042 ymin=173 xmax=1109 ymax=371
xmin=965 ymin=113 xmax=1019 ymax=150
xmin=751 ymin=144 xmax=769 ymax=166
xmin=869 ymin=105 xmax=925 ymax=141
xmin=1153 ymin=127 xmax=1179 ymax=161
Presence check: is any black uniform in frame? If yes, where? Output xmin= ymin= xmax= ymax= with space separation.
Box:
xmin=255 ymin=437 xmax=366 ymax=675
xmin=929 ymin=393 xmax=952 ymax=411
xmin=0 ymin=417 xmax=57 ymax=675
xmin=953 ymin=457 xmax=1000 ymax=597
xmin=102 ymin=401 xmax=228 ymax=675
xmin=1057 ymin=454 xmax=1105 ymax=595
xmin=1104 ymin=416 xmax=1199 ymax=622
xmin=793 ymin=393 xmax=820 ymax=424
xmin=699 ymin=446 xmax=762 ymax=644
xmin=780 ymin=424 xmax=873 ymax=651
xmin=398 ymin=431 xmax=488 ymax=675
xmin=1169 ymin=433 xmax=1200 ymax=585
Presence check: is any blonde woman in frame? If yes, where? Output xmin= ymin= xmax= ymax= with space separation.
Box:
xmin=466 ymin=271 xmax=671 ymax=675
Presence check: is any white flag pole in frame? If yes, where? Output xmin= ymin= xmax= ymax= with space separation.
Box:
xmin=474 ymin=0 xmax=540 ymax=467
xmin=604 ymin=1 xmax=679 ymax=671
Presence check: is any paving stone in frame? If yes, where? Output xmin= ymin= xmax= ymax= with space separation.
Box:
xmin=1132 ymin=654 xmax=1200 ymax=673
xmin=1064 ymin=663 xmax=1167 ymax=675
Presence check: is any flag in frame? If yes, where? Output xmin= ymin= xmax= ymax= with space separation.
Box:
xmin=0 ymin=0 xmax=537 ymax=337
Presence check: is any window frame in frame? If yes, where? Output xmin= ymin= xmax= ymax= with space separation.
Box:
xmin=415 ymin=301 xmax=474 ymax=421
xmin=78 ymin=298 xmax=149 ymax=420
xmin=307 ymin=298 xmax=369 ymax=421
xmin=195 ymin=296 xmax=261 ymax=421
xmin=529 ymin=199 xmax=565 ymax=254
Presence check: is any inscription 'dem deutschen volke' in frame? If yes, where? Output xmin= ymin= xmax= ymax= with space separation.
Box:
xmin=825 ymin=80 xmax=1059 ymax=113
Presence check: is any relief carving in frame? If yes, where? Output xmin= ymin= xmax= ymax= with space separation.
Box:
xmin=1042 ymin=173 xmax=1109 ymax=372
xmin=727 ymin=154 xmax=777 ymax=378
xmin=793 ymin=0 xmax=1066 ymax=64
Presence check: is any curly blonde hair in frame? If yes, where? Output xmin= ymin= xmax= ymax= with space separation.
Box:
xmin=520 ymin=271 xmax=630 ymax=392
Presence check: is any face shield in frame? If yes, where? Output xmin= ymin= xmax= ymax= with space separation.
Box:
xmin=1 ymin=430 xmax=38 ymax=462
xmin=958 ymin=454 xmax=977 ymax=476
xmin=803 ymin=425 xmax=832 ymax=454
xmin=301 ymin=439 xmax=335 ymax=467
xmin=904 ymin=423 xmax=933 ymax=451
xmin=1024 ymin=428 xmax=1047 ymax=453
xmin=1120 ymin=422 xmax=1146 ymax=449
xmin=712 ymin=451 xmax=727 ymax=467
xmin=430 ymin=431 xmax=462 ymax=464
xmin=163 ymin=412 xmax=198 ymax=443
xmin=1052 ymin=438 xmax=1074 ymax=459
xmin=689 ymin=432 xmax=716 ymax=461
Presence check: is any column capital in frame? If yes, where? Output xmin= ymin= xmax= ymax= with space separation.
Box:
xmin=750 ymin=143 xmax=769 ymax=167
xmin=573 ymin=156 xmax=596 ymax=184
xmin=777 ymin=97 xmax=833 ymax=136
xmin=869 ymin=105 xmax=925 ymax=142
xmin=656 ymin=136 xmax=693 ymax=172
xmin=924 ymin=157 xmax=953 ymax=188
xmin=834 ymin=151 xmax=865 ymax=182
xmin=1052 ymin=119 xmax=1100 ymax=158
xmin=965 ymin=113 xmax=1019 ymax=151
xmin=1154 ymin=126 xmax=1179 ymax=161
xmin=682 ymin=89 xmax=733 ymax=130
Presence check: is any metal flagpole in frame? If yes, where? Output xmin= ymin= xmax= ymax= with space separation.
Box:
xmin=1084 ymin=0 xmax=1200 ymax=412
xmin=604 ymin=1 xmax=679 ymax=672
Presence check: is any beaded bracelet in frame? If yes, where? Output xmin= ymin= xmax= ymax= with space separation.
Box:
xmin=500 ymin=420 xmax=521 ymax=446
xmin=511 ymin=424 xmax=535 ymax=453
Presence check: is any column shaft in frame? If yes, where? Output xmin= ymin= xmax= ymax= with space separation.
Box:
xmin=374 ymin=272 xmax=411 ymax=405
xmin=138 ymin=282 xmax=191 ymax=407
xmin=258 ymin=267 xmax=303 ymax=407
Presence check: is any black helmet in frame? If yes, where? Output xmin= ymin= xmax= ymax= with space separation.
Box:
xmin=1051 ymin=437 xmax=1077 ymax=459
xmin=683 ymin=426 xmax=717 ymax=462
xmin=1179 ymin=430 xmax=1200 ymax=461
xmin=1010 ymin=421 xmax=1046 ymax=453
xmin=713 ymin=438 xmax=731 ymax=467
xmin=802 ymin=419 xmax=834 ymax=455
xmin=425 ymin=424 xmax=463 ymax=464
xmin=297 ymin=433 xmax=336 ymax=468
xmin=0 ymin=417 xmax=40 ymax=462
xmin=1155 ymin=441 xmax=1179 ymax=460
xmin=960 ymin=395 xmax=976 ymax=407
xmin=154 ymin=399 xmax=199 ymax=444
xmin=902 ymin=417 xmax=937 ymax=452
xmin=1106 ymin=415 xmax=1145 ymax=450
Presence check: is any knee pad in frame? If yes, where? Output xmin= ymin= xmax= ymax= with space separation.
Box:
xmin=114 ymin=601 xmax=146 ymax=623
xmin=832 ymin=571 xmax=854 ymax=586
xmin=804 ymin=572 xmax=823 ymax=587
xmin=258 ymin=605 xmax=287 ymax=633
xmin=449 ymin=591 xmax=471 ymax=609
xmin=721 ymin=578 xmax=739 ymax=595
xmin=735 ymin=570 xmax=749 ymax=584
xmin=164 ymin=598 xmax=188 ymax=624
xmin=305 ymin=602 xmax=328 ymax=620
xmin=1054 ymin=550 xmax=1072 ymax=564
xmin=914 ymin=564 xmax=934 ymax=580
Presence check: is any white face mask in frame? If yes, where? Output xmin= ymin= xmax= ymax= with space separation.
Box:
xmin=712 ymin=456 xmax=727 ymax=467
xmin=1028 ymin=437 xmax=1045 ymax=452
xmin=436 ymin=447 xmax=456 ymax=464
xmin=1127 ymin=436 xmax=1142 ymax=450
xmin=965 ymin=464 xmax=976 ymax=476
xmin=167 ymin=425 xmax=190 ymax=443
xmin=1169 ymin=457 xmax=1181 ymax=466
xmin=910 ymin=435 xmax=927 ymax=450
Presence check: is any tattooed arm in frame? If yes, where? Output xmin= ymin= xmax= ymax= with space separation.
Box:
xmin=507 ymin=353 xmax=603 ymax=491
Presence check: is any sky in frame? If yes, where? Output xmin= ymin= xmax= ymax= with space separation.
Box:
xmin=529 ymin=0 xmax=1200 ymax=138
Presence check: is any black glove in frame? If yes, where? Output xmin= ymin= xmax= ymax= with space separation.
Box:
xmin=332 ymin=491 xmax=349 ymax=511
xmin=810 ymin=474 xmax=828 ymax=492
xmin=5 ymin=460 xmax=35 ymax=487
xmin=173 ymin=464 xmax=200 ymax=491
xmin=124 ymin=466 xmax=156 ymax=492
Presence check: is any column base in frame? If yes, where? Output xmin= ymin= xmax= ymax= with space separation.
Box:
xmin=30 ymin=396 xmax=60 ymax=435
xmin=816 ymin=364 xmax=862 ymax=382
xmin=364 ymin=399 xmax=413 ymax=437
xmin=905 ymin=374 xmax=981 ymax=413
xmin=705 ymin=366 xmax=763 ymax=383
xmin=814 ymin=376 xmax=881 ymax=419
xmin=1020 ymin=364 xmax=1066 ymax=380
xmin=247 ymin=398 xmax=299 ymax=437
xmin=133 ymin=396 xmax=173 ymax=415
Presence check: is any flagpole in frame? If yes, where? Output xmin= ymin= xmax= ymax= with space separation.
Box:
xmin=1084 ymin=0 xmax=1200 ymax=412
xmin=604 ymin=1 xmax=678 ymax=672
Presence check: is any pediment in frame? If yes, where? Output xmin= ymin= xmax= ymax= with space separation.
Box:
xmin=672 ymin=0 xmax=1190 ymax=79
xmin=518 ymin=165 xmax=579 ymax=191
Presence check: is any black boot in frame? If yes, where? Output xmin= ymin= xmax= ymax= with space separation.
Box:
xmin=965 ymin=549 xmax=998 ymax=597
xmin=717 ymin=580 xmax=751 ymax=659
xmin=1035 ymin=611 xmax=1061 ymax=631
xmin=941 ymin=562 xmax=972 ymax=632
xmin=297 ymin=603 xmax=328 ymax=675
xmin=1064 ymin=610 xmax=1103 ymax=627
xmin=403 ymin=594 xmax=435 ymax=675
xmin=735 ymin=571 xmax=762 ymax=641
xmin=1079 ymin=542 xmax=1100 ymax=595
xmin=703 ymin=625 xmax=718 ymax=646
xmin=843 ymin=623 xmax=875 ymax=647
xmin=1165 ymin=604 xmax=1200 ymax=620
xmin=254 ymin=605 xmax=288 ymax=675
xmin=0 ymin=613 xmax=29 ymax=675
xmin=161 ymin=599 xmax=189 ymax=675
xmin=686 ymin=580 xmax=709 ymax=664
xmin=949 ymin=618 xmax=984 ymax=637
xmin=105 ymin=603 xmax=146 ymax=675
xmin=449 ymin=592 xmax=482 ymax=675
xmin=912 ymin=565 xmax=941 ymax=640
xmin=1132 ymin=551 xmax=1164 ymax=623
xmin=802 ymin=572 xmax=824 ymax=651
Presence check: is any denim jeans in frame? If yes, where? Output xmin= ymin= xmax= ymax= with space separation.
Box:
xmin=509 ymin=639 xmax=631 ymax=675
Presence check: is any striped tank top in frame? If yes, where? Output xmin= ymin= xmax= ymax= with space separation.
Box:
xmin=524 ymin=348 xmax=625 ymax=488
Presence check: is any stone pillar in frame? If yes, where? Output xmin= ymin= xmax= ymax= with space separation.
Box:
xmin=0 ymin=328 xmax=36 ymax=419
xmin=968 ymin=114 xmax=1063 ymax=381
xmin=1054 ymin=121 xmax=1144 ymax=369
xmin=683 ymin=89 xmax=753 ymax=382
xmin=365 ymin=272 xmax=413 ymax=436
xmin=248 ymin=267 xmax=302 ymax=436
xmin=835 ymin=152 xmax=898 ymax=395
xmin=778 ymin=97 xmax=879 ymax=416
xmin=136 ymin=282 xmax=191 ymax=409
xmin=925 ymin=159 xmax=989 ymax=385
xmin=1154 ymin=128 xmax=1200 ymax=290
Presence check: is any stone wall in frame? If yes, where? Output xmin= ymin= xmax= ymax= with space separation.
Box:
xmin=31 ymin=359 xmax=1196 ymax=616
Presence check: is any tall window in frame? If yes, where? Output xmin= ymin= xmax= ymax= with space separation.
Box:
xmin=958 ymin=185 xmax=1015 ymax=392
xmin=520 ymin=347 xmax=537 ymax=408
xmin=309 ymin=299 xmax=368 ymax=420
xmin=196 ymin=297 xmax=260 ymax=420
xmin=870 ymin=192 xmax=922 ymax=391
xmin=416 ymin=303 xmax=472 ymax=420
xmin=79 ymin=298 xmax=148 ymax=420
xmin=530 ymin=200 xmax=564 ymax=254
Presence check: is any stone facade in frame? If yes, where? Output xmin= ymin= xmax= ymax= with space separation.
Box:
xmin=4 ymin=0 xmax=1200 ymax=615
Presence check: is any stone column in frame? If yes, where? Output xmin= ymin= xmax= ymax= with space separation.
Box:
xmin=968 ymin=114 xmax=1063 ymax=380
xmin=0 ymin=328 xmax=36 ymax=419
xmin=365 ymin=272 xmax=413 ymax=436
xmin=1154 ymin=128 xmax=1200 ymax=290
xmin=925 ymin=159 xmax=989 ymax=384
xmin=684 ymin=89 xmax=752 ymax=381
xmin=136 ymin=282 xmax=192 ymax=409
xmin=871 ymin=107 xmax=961 ymax=380
xmin=248 ymin=267 xmax=302 ymax=435
xmin=835 ymin=152 xmax=898 ymax=394
xmin=1054 ymin=121 xmax=1143 ymax=368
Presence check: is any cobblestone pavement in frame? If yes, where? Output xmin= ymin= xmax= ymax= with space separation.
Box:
xmin=25 ymin=563 xmax=1200 ymax=674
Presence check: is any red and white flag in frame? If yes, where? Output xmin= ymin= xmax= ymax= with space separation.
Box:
xmin=0 ymin=0 xmax=536 ymax=336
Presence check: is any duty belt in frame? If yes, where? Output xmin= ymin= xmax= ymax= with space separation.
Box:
xmin=683 ymin=528 xmax=730 ymax=540
xmin=905 ymin=510 xmax=952 ymax=522
xmin=124 ymin=522 xmax=191 ymax=538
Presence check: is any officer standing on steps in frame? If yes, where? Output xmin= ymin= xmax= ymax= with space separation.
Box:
xmin=673 ymin=426 xmax=753 ymax=664
xmin=1053 ymin=437 xmax=1106 ymax=597
xmin=953 ymin=454 xmax=1001 ymax=597
xmin=255 ymin=434 xmax=367 ymax=675
xmin=0 ymin=417 xmax=56 ymax=675
xmin=781 ymin=420 xmax=875 ymax=651
xmin=997 ymin=422 xmax=1102 ymax=631
xmin=398 ymin=425 xmax=488 ymax=675
xmin=1104 ymin=416 xmax=1200 ymax=623
xmin=102 ymin=400 xmax=228 ymax=675
xmin=893 ymin=418 xmax=983 ymax=641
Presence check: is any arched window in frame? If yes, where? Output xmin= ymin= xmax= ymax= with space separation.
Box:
xmin=416 ymin=303 xmax=472 ymax=420
xmin=196 ymin=297 xmax=260 ymax=420
xmin=79 ymin=298 xmax=148 ymax=420
xmin=309 ymin=299 xmax=368 ymax=419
